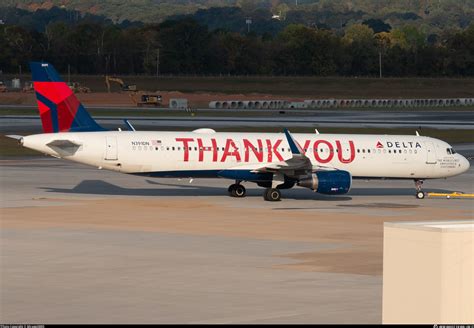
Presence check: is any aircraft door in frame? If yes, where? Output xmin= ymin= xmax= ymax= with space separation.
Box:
xmin=105 ymin=136 xmax=118 ymax=160
xmin=425 ymin=142 xmax=437 ymax=164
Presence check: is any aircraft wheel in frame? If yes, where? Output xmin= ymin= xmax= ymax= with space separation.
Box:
xmin=264 ymin=188 xmax=281 ymax=201
xmin=416 ymin=191 xmax=425 ymax=199
xmin=228 ymin=184 xmax=245 ymax=197
xmin=234 ymin=185 xmax=246 ymax=198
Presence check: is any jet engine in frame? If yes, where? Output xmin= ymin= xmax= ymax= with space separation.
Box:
xmin=298 ymin=170 xmax=351 ymax=195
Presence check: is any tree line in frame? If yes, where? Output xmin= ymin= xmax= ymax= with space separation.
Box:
xmin=1 ymin=18 xmax=473 ymax=77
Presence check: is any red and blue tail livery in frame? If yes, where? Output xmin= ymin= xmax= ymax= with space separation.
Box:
xmin=30 ymin=62 xmax=105 ymax=133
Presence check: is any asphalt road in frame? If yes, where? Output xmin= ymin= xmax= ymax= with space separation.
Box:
xmin=1 ymin=109 xmax=474 ymax=133
xmin=1 ymin=157 xmax=473 ymax=323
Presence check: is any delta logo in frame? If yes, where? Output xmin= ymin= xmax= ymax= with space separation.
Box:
xmin=377 ymin=141 xmax=422 ymax=148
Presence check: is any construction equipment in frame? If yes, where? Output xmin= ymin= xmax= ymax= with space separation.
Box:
xmin=22 ymin=81 xmax=34 ymax=93
xmin=0 ymin=81 xmax=7 ymax=92
xmin=105 ymin=75 xmax=137 ymax=92
xmin=130 ymin=91 xmax=162 ymax=107
xmin=67 ymin=82 xmax=91 ymax=93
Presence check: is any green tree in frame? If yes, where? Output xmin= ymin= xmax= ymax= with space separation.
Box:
xmin=343 ymin=24 xmax=378 ymax=75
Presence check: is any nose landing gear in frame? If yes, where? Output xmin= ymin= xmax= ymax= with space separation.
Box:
xmin=415 ymin=179 xmax=425 ymax=199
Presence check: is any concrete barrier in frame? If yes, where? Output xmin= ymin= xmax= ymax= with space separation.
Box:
xmin=383 ymin=220 xmax=473 ymax=324
xmin=209 ymin=98 xmax=474 ymax=109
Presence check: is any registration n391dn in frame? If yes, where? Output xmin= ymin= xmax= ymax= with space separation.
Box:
xmin=8 ymin=63 xmax=470 ymax=201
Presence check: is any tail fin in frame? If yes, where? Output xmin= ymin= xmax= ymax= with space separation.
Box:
xmin=30 ymin=62 xmax=105 ymax=133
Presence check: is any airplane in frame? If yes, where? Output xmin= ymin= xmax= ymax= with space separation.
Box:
xmin=7 ymin=62 xmax=470 ymax=201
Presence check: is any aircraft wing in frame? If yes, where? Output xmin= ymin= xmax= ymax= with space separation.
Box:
xmin=249 ymin=129 xmax=335 ymax=177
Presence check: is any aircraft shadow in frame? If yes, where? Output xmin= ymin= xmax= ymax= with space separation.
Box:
xmin=40 ymin=179 xmax=457 ymax=200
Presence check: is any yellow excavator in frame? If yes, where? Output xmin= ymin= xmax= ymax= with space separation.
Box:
xmin=129 ymin=92 xmax=162 ymax=107
xmin=105 ymin=75 xmax=137 ymax=92
xmin=105 ymin=75 xmax=162 ymax=107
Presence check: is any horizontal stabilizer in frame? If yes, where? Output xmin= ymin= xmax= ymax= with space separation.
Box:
xmin=46 ymin=139 xmax=82 ymax=156
xmin=5 ymin=135 xmax=24 ymax=140
xmin=47 ymin=139 xmax=82 ymax=148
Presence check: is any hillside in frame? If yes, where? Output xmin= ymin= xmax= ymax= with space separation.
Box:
xmin=2 ymin=0 xmax=473 ymax=35
xmin=2 ymin=0 xmax=236 ymax=23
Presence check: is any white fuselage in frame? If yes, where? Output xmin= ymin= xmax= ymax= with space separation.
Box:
xmin=22 ymin=130 xmax=470 ymax=180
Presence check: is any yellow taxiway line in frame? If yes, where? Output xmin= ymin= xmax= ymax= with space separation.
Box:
xmin=427 ymin=192 xmax=474 ymax=199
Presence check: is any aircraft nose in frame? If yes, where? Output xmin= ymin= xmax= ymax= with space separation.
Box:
xmin=459 ymin=155 xmax=470 ymax=173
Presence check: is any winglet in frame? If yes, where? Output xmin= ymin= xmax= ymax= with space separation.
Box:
xmin=124 ymin=119 xmax=136 ymax=131
xmin=284 ymin=128 xmax=304 ymax=155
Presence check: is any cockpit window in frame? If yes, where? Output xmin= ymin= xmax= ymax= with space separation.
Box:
xmin=451 ymin=148 xmax=456 ymax=154
xmin=446 ymin=148 xmax=457 ymax=155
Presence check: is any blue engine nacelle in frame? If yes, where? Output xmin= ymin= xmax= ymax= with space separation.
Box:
xmin=297 ymin=170 xmax=351 ymax=195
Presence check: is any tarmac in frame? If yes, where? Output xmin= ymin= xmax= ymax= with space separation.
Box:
xmin=1 ymin=155 xmax=473 ymax=323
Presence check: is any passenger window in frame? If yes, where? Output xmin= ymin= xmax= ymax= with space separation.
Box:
xmin=357 ymin=149 xmax=360 ymax=153
xmin=367 ymin=149 xmax=371 ymax=153
xmin=362 ymin=149 xmax=366 ymax=153
xmin=388 ymin=150 xmax=391 ymax=153
xmin=172 ymin=147 xmax=175 ymax=151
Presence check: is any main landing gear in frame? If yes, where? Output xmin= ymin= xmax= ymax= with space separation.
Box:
xmin=228 ymin=182 xmax=246 ymax=198
xmin=263 ymin=188 xmax=281 ymax=202
xmin=415 ymin=179 xmax=425 ymax=199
